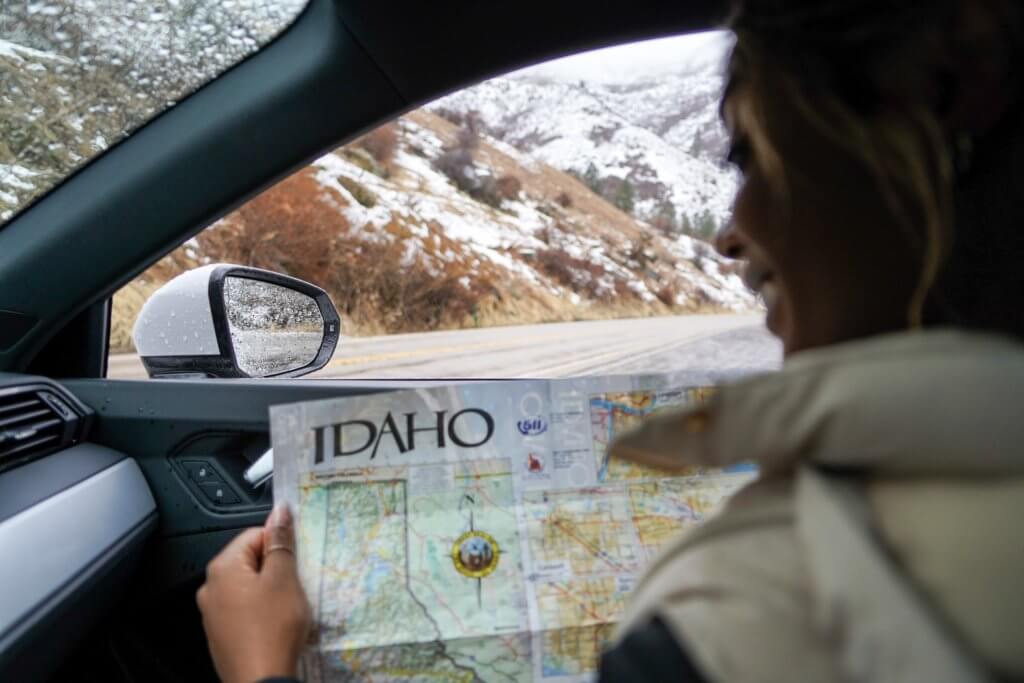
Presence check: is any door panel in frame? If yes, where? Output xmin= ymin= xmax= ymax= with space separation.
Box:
xmin=58 ymin=377 xmax=427 ymax=681
xmin=61 ymin=378 xmax=423 ymax=585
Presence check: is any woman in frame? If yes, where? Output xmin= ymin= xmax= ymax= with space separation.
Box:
xmin=196 ymin=1 xmax=1024 ymax=680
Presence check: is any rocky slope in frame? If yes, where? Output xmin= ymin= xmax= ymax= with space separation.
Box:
xmin=430 ymin=33 xmax=738 ymax=234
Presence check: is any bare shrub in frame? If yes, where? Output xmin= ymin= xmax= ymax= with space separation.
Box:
xmin=340 ymin=147 xmax=386 ymax=178
xmin=354 ymin=123 xmax=398 ymax=167
xmin=198 ymin=170 xmax=492 ymax=334
xmin=337 ymin=175 xmax=377 ymax=208
xmin=436 ymin=146 xmax=475 ymax=192
xmin=650 ymin=213 xmax=676 ymax=235
xmin=555 ymin=191 xmax=573 ymax=208
xmin=435 ymin=125 xmax=504 ymax=208
xmin=472 ymin=176 xmax=504 ymax=208
xmin=495 ymin=175 xmax=522 ymax=200
xmin=655 ymin=284 xmax=677 ymax=307
xmin=196 ymin=167 xmax=347 ymax=289
xmin=433 ymin=107 xmax=465 ymax=127
xmin=327 ymin=233 xmax=493 ymax=334
xmin=535 ymin=248 xmax=620 ymax=302
xmin=692 ymin=242 xmax=710 ymax=270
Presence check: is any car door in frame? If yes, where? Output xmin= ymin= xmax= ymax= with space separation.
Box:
xmin=0 ymin=0 xmax=748 ymax=680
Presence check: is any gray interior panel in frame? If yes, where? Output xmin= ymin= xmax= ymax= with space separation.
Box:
xmin=0 ymin=443 xmax=124 ymax=524
xmin=0 ymin=458 xmax=156 ymax=648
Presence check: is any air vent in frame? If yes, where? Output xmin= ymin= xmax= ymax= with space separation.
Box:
xmin=0 ymin=385 xmax=83 ymax=466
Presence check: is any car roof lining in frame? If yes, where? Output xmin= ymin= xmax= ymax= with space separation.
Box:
xmin=336 ymin=1 xmax=725 ymax=105
xmin=0 ymin=0 xmax=725 ymax=374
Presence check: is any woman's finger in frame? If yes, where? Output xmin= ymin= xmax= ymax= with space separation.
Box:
xmin=262 ymin=503 xmax=298 ymax=579
xmin=216 ymin=527 xmax=265 ymax=574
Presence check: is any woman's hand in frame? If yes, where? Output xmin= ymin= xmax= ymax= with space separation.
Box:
xmin=197 ymin=504 xmax=311 ymax=683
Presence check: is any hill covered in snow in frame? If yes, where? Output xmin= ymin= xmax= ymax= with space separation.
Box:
xmin=106 ymin=33 xmax=754 ymax=349
xmin=430 ymin=31 xmax=738 ymax=237
xmin=117 ymin=105 xmax=751 ymax=349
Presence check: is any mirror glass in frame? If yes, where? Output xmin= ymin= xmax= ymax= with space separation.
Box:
xmin=223 ymin=277 xmax=325 ymax=377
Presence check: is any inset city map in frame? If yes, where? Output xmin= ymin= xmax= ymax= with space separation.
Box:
xmin=590 ymin=388 xmax=714 ymax=482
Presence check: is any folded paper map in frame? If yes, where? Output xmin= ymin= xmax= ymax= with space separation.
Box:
xmin=272 ymin=375 xmax=754 ymax=682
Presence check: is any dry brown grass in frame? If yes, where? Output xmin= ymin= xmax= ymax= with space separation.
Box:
xmin=110 ymin=110 xmax=739 ymax=352
xmin=350 ymin=123 xmax=398 ymax=170
xmin=109 ymin=279 xmax=161 ymax=353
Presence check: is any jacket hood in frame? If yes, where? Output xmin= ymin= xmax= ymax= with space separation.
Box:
xmin=609 ymin=329 xmax=1024 ymax=476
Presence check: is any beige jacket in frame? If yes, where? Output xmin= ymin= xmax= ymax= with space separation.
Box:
xmin=609 ymin=329 xmax=1024 ymax=682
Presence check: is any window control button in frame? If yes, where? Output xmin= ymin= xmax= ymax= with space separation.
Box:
xmin=199 ymin=481 xmax=241 ymax=505
xmin=183 ymin=460 xmax=223 ymax=484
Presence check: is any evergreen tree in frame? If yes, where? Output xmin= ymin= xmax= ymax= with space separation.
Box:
xmin=614 ymin=180 xmax=635 ymax=214
xmin=652 ymin=200 xmax=677 ymax=235
xmin=696 ymin=209 xmax=717 ymax=241
xmin=679 ymin=212 xmax=694 ymax=236
xmin=582 ymin=163 xmax=601 ymax=193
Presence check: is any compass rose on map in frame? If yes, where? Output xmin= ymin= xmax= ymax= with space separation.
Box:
xmin=453 ymin=495 xmax=501 ymax=607
xmin=451 ymin=530 xmax=500 ymax=578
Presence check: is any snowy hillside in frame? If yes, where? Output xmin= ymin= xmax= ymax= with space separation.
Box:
xmin=430 ymin=32 xmax=738 ymax=232
xmin=311 ymin=110 xmax=751 ymax=314
xmin=99 ymin=32 xmax=755 ymax=349
xmin=118 ymin=107 xmax=752 ymax=349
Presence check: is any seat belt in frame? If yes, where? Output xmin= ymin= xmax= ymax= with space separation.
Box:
xmin=796 ymin=466 xmax=989 ymax=683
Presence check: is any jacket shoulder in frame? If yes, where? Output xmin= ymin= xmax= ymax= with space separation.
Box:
xmin=614 ymin=475 xmax=842 ymax=682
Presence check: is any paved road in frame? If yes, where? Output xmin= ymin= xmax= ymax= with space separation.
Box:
xmin=107 ymin=313 xmax=781 ymax=381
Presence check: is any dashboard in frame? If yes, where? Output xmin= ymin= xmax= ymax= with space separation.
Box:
xmin=0 ymin=374 xmax=157 ymax=681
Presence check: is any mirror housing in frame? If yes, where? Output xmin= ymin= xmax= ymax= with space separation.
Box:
xmin=132 ymin=264 xmax=340 ymax=379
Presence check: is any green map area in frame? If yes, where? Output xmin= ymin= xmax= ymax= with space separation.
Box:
xmin=298 ymin=462 xmax=531 ymax=682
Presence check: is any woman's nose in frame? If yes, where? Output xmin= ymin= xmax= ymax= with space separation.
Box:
xmin=713 ymin=220 xmax=745 ymax=259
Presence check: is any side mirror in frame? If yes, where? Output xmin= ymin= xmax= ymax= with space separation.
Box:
xmin=132 ymin=264 xmax=340 ymax=379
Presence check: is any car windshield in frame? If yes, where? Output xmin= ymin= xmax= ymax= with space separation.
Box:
xmin=0 ymin=0 xmax=308 ymax=225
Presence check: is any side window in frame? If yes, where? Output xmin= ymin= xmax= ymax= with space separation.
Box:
xmin=108 ymin=31 xmax=781 ymax=380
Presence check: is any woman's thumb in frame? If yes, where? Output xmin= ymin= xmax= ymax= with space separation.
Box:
xmin=262 ymin=503 xmax=298 ymax=577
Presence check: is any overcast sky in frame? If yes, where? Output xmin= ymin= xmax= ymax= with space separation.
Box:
xmin=516 ymin=31 xmax=733 ymax=83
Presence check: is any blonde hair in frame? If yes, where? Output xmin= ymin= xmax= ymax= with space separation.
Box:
xmin=725 ymin=2 xmax=964 ymax=327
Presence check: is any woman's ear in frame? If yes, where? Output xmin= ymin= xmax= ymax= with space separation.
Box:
xmin=938 ymin=0 xmax=1022 ymax=136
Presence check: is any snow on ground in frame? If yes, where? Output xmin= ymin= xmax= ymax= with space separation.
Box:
xmin=0 ymin=38 xmax=72 ymax=64
xmin=306 ymin=106 xmax=754 ymax=316
xmin=430 ymin=35 xmax=739 ymax=229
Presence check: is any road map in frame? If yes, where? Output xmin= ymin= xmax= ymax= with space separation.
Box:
xmin=272 ymin=376 xmax=755 ymax=682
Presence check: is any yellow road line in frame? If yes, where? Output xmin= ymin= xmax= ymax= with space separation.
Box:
xmin=326 ymin=333 xmax=572 ymax=368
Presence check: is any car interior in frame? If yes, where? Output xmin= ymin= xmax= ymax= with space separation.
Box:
xmin=0 ymin=0 xmax=729 ymax=680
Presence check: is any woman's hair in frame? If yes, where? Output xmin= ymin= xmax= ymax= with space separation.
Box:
xmin=725 ymin=0 xmax=1024 ymax=335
